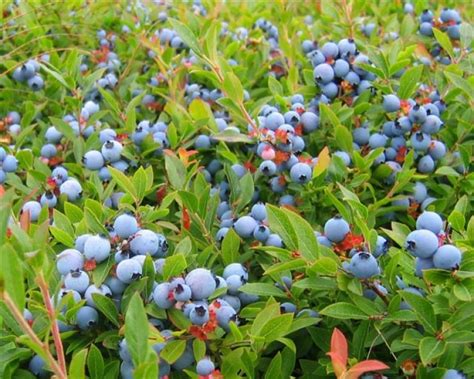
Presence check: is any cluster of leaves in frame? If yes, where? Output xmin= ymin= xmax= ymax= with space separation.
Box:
xmin=0 ymin=1 xmax=473 ymax=379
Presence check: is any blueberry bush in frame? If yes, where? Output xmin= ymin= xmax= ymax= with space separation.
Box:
xmin=0 ymin=1 xmax=473 ymax=378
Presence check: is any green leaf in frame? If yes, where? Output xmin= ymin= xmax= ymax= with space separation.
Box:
xmin=125 ymin=293 xmax=149 ymax=367
xmin=221 ymin=228 xmax=241 ymax=266
xmin=164 ymin=153 xmax=186 ymax=190
xmin=87 ymin=345 xmax=104 ymax=379
xmin=235 ymin=172 xmax=254 ymax=213
xmin=282 ymin=207 xmax=319 ymax=261
xmin=40 ymin=63 xmax=72 ymax=90
xmin=162 ymin=254 xmax=187 ymax=281
xmin=84 ymin=208 xmax=108 ymax=235
xmin=444 ymin=71 xmax=474 ymax=100
xmin=419 ymin=337 xmax=446 ymax=365
xmin=259 ymin=313 xmax=293 ymax=342
xmin=398 ymin=65 xmax=424 ymax=99
xmin=335 ymin=124 xmax=353 ymax=153
xmin=168 ymin=19 xmax=203 ymax=56
xmin=109 ymin=167 xmax=137 ymax=202
xmin=239 ymin=283 xmax=287 ymax=298
xmin=433 ymin=28 xmax=454 ymax=59
xmin=453 ymin=283 xmax=472 ymax=302
xmin=268 ymin=75 xmax=283 ymax=96
xmin=193 ymin=339 xmax=206 ymax=362
xmin=69 ymin=349 xmax=88 ymax=379
xmin=266 ymin=204 xmax=298 ymax=252
xmin=401 ymin=290 xmax=437 ymax=334
xmin=132 ymin=167 xmax=148 ymax=201
xmin=50 ymin=226 xmax=75 ymax=247
xmin=319 ymin=103 xmax=341 ymax=127
xmin=160 ymin=340 xmax=186 ymax=364
xmin=211 ymin=129 xmax=254 ymax=144
xmin=92 ymin=294 xmax=120 ymax=327
xmin=0 ymin=244 xmax=25 ymax=310
xmin=319 ymin=302 xmax=369 ymax=320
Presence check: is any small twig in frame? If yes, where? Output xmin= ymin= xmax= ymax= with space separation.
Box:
xmin=340 ymin=0 xmax=355 ymax=39
xmin=37 ymin=275 xmax=67 ymax=377
xmin=2 ymin=293 xmax=66 ymax=379
xmin=374 ymin=324 xmax=398 ymax=361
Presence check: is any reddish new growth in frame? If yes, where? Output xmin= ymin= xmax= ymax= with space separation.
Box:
xmin=273 ymin=151 xmax=290 ymax=165
xmin=91 ymin=45 xmax=110 ymax=64
xmin=395 ymin=146 xmax=408 ymax=164
xmin=199 ymin=371 xmax=223 ymax=379
xmin=407 ymin=201 xmax=420 ymax=219
xmin=400 ymin=100 xmax=411 ymax=115
xmin=84 ymin=259 xmax=97 ymax=272
xmin=182 ymin=207 xmax=191 ymax=230
xmin=188 ymin=301 xmax=219 ymax=340
xmin=243 ymin=161 xmax=256 ymax=173
xmin=333 ymin=232 xmax=365 ymax=254
xmin=156 ymin=185 xmax=167 ymax=205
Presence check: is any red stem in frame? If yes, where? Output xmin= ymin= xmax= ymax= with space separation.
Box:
xmin=37 ymin=275 xmax=67 ymax=377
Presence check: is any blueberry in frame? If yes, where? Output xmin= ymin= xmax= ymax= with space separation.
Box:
xmin=195 ymin=134 xmax=211 ymax=150
xmin=129 ymin=229 xmax=160 ymax=256
xmin=333 ymin=151 xmax=351 ymax=166
xmin=2 ymin=155 xmax=18 ymax=172
xmin=290 ymin=162 xmax=312 ymax=184
xmin=413 ymin=182 xmax=427 ymax=204
xmin=27 ymin=75 xmax=44 ymax=91
xmin=266 ymin=233 xmax=283 ymax=247
xmin=416 ymin=211 xmax=443 ymax=234
xmin=113 ymin=214 xmax=139 ymax=239
xmin=433 ymin=245 xmax=462 ymax=270
xmin=51 ymin=166 xmax=68 ymax=184
xmin=153 ymin=282 xmax=174 ymax=309
xmin=231 ymin=164 xmax=247 ymax=178
xmin=173 ymin=283 xmax=192 ymax=302
xmin=415 ymin=257 xmax=435 ymax=277
xmin=185 ymin=268 xmax=216 ymax=300
xmin=443 ymin=369 xmax=467 ymax=379
xmin=84 ymin=235 xmax=110 ymax=263
xmin=300 ymin=111 xmax=319 ymax=132
xmin=40 ymin=191 xmax=57 ymax=208
xmin=251 ymin=202 xmax=267 ymax=221
xmin=215 ymin=227 xmax=229 ymax=243
xmin=420 ymin=9 xmax=433 ymax=23
xmin=64 ymin=270 xmax=90 ymax=293
xmin=21 ymin=201 xmax=42 ymax=222
xmin=418 ymin=155 xmax=435 ymax=173
xmin=76 ymin=305 xmax=99 ymax=330
xmin=280 ymin=302 xmax=297 ymax=313
xmin=56 ymin=249 xmax=84 ymax=275
xmin=313 ymin=63 xmax=335 ymax=84
xmin=234 ymin=216 xmax=258 ymax=238
xmin=60 ymin=179 xmax=82 ymax=201
xmin=189 ymin=304 xmax=209 ymax=325
xmin=405 ymin=229 xmax=439 ymax=258
xmin=411 ymin=132 xmax=431 ymax=152
xmin=253 ymin=224 xmax=270 ymax=242
xmin=105 ymin=276 xmax=126 ymax=295
xmin=382 ymin=95 xmax=400 ymax=112
xmin=368 ymin=133 xmax=388 ymax=149
xmin=373 ymin=236 xmax=389 ymax=258
xmin=101 ymin=140 xmax=123 ymax=163
xmin=297 ymin=309 xmax=319 ymax=318
xmin=216 ymin=305 xmax=237 ymax=331
xmin=447 ymin=25 xmax=460 ymax=40
xmin=116 ymin=259 xmax=142 ymax=283
xmin=419 ymin=22 xmax=433 ymax=36
xmin=338 ymin=38 xmax=356 ymax=57
xmin=223 ymin=263 xmax=248 ymax=281
xmin=324 ymin=216 xmax=350 ymax=243
xmin=265 ymin=112 xmax=285 ymax=130
xmin=347 ymin=252 xmax=380 ymax=278
xmin=259 ymin=160 xmax=277 ymax=176
xmin=353 ymin=126 xmax=370 ymax=145
xmin=196 ymin=358 xmax=215 ymax=376
xmin=226 ymin=275 xmax=245 ymax=295
xmin=428 ymin=140 xmax=446 ymax=160
xmin=84 ymin=284 xmax=112 ymax=307
xmin=29 ymin=355 xmax=48 ymax=377
xmin=321 ymin=42 xmax=339 ymax=58
xmin=421 ymin=115 xmax=443 ymax=134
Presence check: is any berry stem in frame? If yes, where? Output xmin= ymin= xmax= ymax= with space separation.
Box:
xmin=1 ymin=292 xmax=67 ymax=379
xmin=37 ymin=274 xmax=68 ymax=378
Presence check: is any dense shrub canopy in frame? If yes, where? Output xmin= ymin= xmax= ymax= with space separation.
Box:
xmin=0 ymin=1 xmax=473 ymax=379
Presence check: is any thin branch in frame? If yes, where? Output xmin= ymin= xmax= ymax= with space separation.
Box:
xmin=37 ymin=275 xmax=67 ymax=377
xmin=2 ymin=293 xmax=66 ymax=379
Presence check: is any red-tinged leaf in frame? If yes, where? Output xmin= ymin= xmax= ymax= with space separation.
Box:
xmin=20 ymin=209 xmax=31 ymax=232
xmin=0 ymin=185 xmax=5 ymax=197
xmin=345 ymin=360 xmax=389 ymax=379
xmin=182 ymin=207 xmax=191 ymax=230
xmin=330 ymin=328 xmax=348 ymax=368
xmin=327 ymin=352 xmax=347 ymax=378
